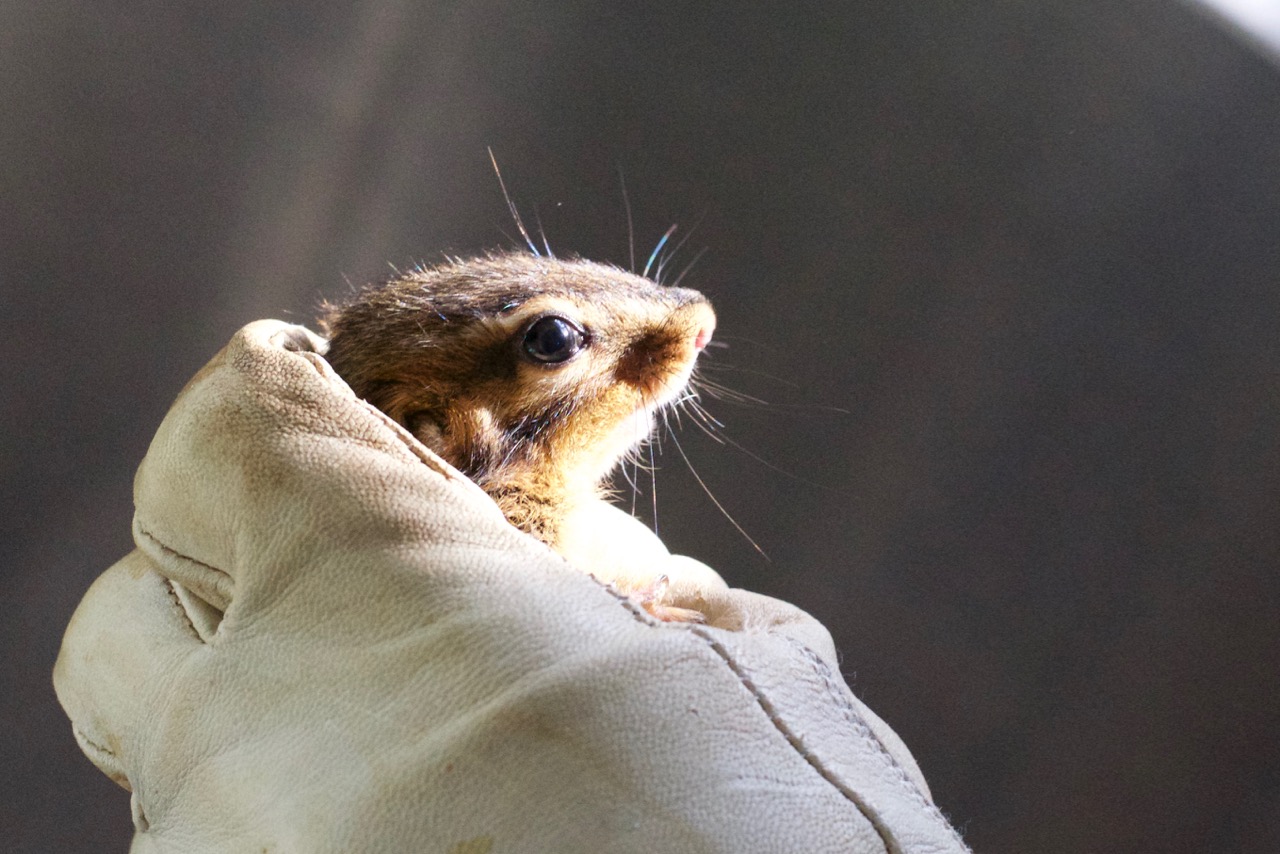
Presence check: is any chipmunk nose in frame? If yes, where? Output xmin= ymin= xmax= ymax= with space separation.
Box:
xmin=685 ymin=300 xmax=716 ymax=352
xmin=694 ymin=318 xmax=715 ymax=351
xmin=615 ymin=296 xmax=716 ymax=392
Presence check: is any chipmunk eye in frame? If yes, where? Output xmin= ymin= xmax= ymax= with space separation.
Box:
xmin=522 ymin=316 xmax=585 ymax=364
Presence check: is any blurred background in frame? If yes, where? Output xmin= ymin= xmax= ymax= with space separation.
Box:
xmin=4 ymin=1 xmax=1279 ymax=850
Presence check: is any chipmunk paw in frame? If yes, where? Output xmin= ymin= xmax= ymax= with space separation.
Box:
xmin=629 ymin=574 xmax=705 ymax=624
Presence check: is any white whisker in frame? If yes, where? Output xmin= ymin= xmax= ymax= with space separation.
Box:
xmin=670 ymin=246 xmax=708 ymax=289
xmin=666 ymin=429 xmax=768 ymax=561
xmin=487 ymin=147 xmax=540 ymax=256
xmin=533 ymin=206 xmax=555 ymax=258
xmin=643 ymin=225 xmax=677 ymax=279
xmin=699 ymin=362 xmax=803 ymax=389
xmin=648 ymin=439 xmax=658 ymax=534
xmin=618 ymin=165 xmax=636 ymax=274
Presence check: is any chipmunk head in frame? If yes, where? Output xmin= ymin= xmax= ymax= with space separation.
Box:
xmin=322 ymin=252 xmax=715 ymax=542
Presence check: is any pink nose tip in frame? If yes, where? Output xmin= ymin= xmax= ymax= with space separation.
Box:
xmin=694 ymin=325 xmax=714 ymax=351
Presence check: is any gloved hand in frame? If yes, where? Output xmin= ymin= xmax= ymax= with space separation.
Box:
xmin=53 ymin=320 xmax=968 ymax=853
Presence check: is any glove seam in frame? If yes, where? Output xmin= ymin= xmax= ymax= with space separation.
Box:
xmin=162 ymin=577 xmax=208 ymax=643
xmin=135 ymin=523 xmax=234 ymax=610
xmin=787 ymin=639 xmax=969 ymax=850
xmin=349 ymin=391 xmax=459 ymax=482
xmin=687 ymin=625 xmax=900 ymax=854
xmin=74 ymin=726 xmax=117 ymax=759
xmin=136 ymin=524 xmax=232 ymax=580
xmin=71 ymin=726 xmax=132 ymax=791
xmin=594 ymin=578 xmax=915 ymax=850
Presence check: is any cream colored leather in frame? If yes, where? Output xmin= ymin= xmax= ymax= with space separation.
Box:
xmin=54 ymin=320 xmax=968 ymax=853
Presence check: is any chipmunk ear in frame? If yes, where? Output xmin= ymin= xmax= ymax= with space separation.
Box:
xmin=429 ymin=406 xmax=511 ymax=483
xmin=405 ymin=410 xmax=446 ymax=452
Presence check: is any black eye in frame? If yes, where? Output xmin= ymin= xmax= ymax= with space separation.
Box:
xmin=522 ymin=316 xmax=585 ymax=364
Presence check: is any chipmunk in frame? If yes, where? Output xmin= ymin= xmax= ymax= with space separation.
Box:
xmin=321 ymin=251 xmax=716 ymax=621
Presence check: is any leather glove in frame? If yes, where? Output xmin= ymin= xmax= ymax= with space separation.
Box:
xmin=53 ymin=320 xmax=968 ymax=853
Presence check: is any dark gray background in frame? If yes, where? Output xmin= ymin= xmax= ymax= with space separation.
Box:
xmin=4 ymin=1 xmax=1279 ymax=851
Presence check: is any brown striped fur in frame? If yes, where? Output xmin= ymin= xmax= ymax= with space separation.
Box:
xmin=321 ymin=252 xmax=715 ymax=549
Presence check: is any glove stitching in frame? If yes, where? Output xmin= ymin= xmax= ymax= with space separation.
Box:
xmin=688 ymin=626 xmax=899 ymax=854
xmin=162 ymin=578 xmax=207 ymax=643
xmin=135 ymin=523 xmax=233 ymax=598
xmin=74 ymin=727 xmax=117 ymax=759
xmin=594 ymin=581 xmax=906 ymax=849
xmin=788 ymin=639 xmax=969 ymax=849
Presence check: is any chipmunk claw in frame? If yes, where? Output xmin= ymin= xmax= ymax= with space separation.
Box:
xmin=630 ymin=574 xmax=706 ymax=624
